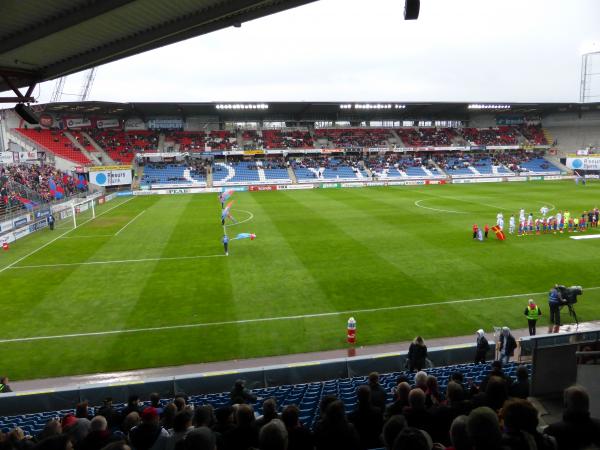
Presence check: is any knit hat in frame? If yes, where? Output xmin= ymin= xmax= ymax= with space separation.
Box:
xmin=477 ymin=329 xmax=485 ymax=336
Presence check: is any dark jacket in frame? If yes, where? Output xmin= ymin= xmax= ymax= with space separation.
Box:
xmin=347 ymin=405 xmax=384 ymax=450
xmin=544 ymin=411 xmax=600 ymax=450
xmin=408 ymin=343 xmax=427 ymax=370
xmin=229 ymin=386 xmax=257 ymax=405
xmin=368 ymin=383 xmax=387 ymax=411
xmin=499 ymin=334 xmax=517 ymax=356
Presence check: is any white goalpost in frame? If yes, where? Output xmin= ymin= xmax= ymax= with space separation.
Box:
xmin=71 ymin=198 xmax=96 ymax=228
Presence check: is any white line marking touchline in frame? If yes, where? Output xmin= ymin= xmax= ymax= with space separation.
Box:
xmin=2 ymin=286 xmax=599 ymax=344
xmin=570 ymin=234 xmax=600 ymax=240
xmin=0 ymin=197 xmax=135 ymax=274
xmin=114 ymin=210 xmax=146 ymax=236
xmin=11 ymin=254 xmax=226 ymax=270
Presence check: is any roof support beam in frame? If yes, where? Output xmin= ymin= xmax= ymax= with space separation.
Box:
xmin=0 ymin=0 xmax=138 ymax=54
xmin=44 ymin=0 xmax=317 ymax=80
xmin=0 ymin=72 xmax=36 ymax=103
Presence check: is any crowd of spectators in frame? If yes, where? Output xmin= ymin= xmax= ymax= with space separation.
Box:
xmin=290 ymin=156 xmax=362 ymax=171
xmin=262 ymin=131 xmax=313 ymax=150
xmin=245 ymin=158 xmax=288 ymax=171
xmin=2 ymin=364 xmax=599 ymax=450
xmin=364 ymin=154 xmax=437 ymax=174
xmin=315 ymin=129 xmax=391 ymax=148
xmin=0 ymin=164 xmax=85 ymax=213
xmin=459 ymin=127 xmax=519 ymax=146
xmin=88 ymin=131 xmax=159 ymax=163
xmin=396 ymin=128 xmax=457 ymax=147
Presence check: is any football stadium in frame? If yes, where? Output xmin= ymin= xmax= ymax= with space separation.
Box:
xmin=1 ymin=1 xmax=600 ymax=449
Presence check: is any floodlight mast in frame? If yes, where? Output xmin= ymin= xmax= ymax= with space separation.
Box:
xmin=580 ymin=51 xmax=600 ymax=103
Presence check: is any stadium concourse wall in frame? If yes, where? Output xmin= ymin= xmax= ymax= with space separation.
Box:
xmin=132 ymin=174 xmax=574 ymax=197
xmin=0 ymin=343 xmax=490 ymax=416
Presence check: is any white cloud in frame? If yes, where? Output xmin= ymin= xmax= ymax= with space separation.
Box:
xmin=7 ymin=0 xmax=600 ymax=104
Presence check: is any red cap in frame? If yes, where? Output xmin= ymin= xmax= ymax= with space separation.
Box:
xmin=62 ymin=414 xmax=78 ymax=429
xmin=141 ymin=407 xmax=159 ymax=421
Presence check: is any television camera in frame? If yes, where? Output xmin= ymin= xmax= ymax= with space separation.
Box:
xmin=556 ymin=285 xmax=583 ymax=325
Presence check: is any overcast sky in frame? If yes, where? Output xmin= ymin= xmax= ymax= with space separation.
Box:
xmin=19 ymin=0 xmax=600 ymax=104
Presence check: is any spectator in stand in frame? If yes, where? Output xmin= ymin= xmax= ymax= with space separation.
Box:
xmin=424 ymin=375 xmax=444 ymax=408
xmin=347 ymin=385 xmax=384 ymax=450
xmin=255 ymin=398 xmax=279 ymax=430
xmin=391 ymin=427 xmax=432 ymax=450
xmin=509 ymin=366 xmax=530 ymax=399
xmin=96 ymin=398 xmax=120 ymax=430
xmin=212 ymin=406 xmax=235 ymax=437
xmin=121 ymin=413 xmax=140 ymax=435
xmin=258 ymin=419 xmax=287 ymax=450
xmin=447 ymin=415 xmax=471 ymax=450
xmin=223 ymin=404 xmax=259 ymax=450
xmin=385 ymin=382 xmax=411 ymax=421
xmin=480 ymin=361 xmax=513 ymax=392
xmin=313 ymin=400 xmax=360 ymax=450
xmin=501 ymin=398 xmax=556 ymax=450
xmin=466 ymin=406 xmax=507 ymax=450
xmin=193 ymin=406 xmax=215 ymax=429
xmin=36 ymin=420 xmax=62 ymax=442
xmin=165 ymin=410 xmax=193 ymax=450
xmin=230 ymin=380 xmax=257 ymax=405
xmin=544 ymin=385 xmax=600 ymax=450
xmin=280 ymin=405 xmax=313 ymax=450
xmin=181 ymin=427 xmax=216 ymax=450
xmin=474 ymin=329 xmax=490 ymax=364
xmin=403 ymin=389 xmax=431 ymax=434
xmin=381 ymin=415 xmax=406 ymax=450
xmin=473 ymin=376 xmax=509 ymax=413
xmin=173 ymin=396 xmax=186 ymax=413
xmin=149 ymin=394 xmax=163 ymax=417
xmin=79 ymin=416 xmax=120 ymax=450
xmin=0 ymin=376 xmax=12 ymax=393
xmin=121 ymin=396 xmax=142 ymax=420
xmin=414 ymin=371 xmax=428 ymax=392
xmin=498 ymin=327 xmax=517 ymax=364
xmin=160 ymin=405 xmax=177 ymax=431
xmin=76 ymin=402 xmax=92 ymax=420
xmin=33 ymin=434 xmax=73 ymax=450
xmin=128 ymin=407 xmax=169 ymax=450
xmin=408 ymin=337 xmax=428 ymax=372
xmin=367 ymin=372 xmax=387 ymax=411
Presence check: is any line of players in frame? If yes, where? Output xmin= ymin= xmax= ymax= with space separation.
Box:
xmin=495 ymin=207 xmax=600 ymax=236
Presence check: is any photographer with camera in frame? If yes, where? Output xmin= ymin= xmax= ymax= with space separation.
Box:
xmin=548 ymin=284 xmax=563 ymax=334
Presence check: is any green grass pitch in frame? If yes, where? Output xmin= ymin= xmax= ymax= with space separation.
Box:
xmin=1 ymin=181 xmax=600 ymax=381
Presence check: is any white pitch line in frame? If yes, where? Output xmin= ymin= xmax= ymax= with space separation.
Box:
xmin=114 ymin=210 xmax=146 ymax=236
xmin=570 ymin=234 xmax=600 ymax=240
xmin=61 ymin=235 xmax=114 ymax=239
xmin=414 ymin=199 xmax=467 ymax=214
xmin=0 ymin=197 xmax=135 ymax=274
xmin=225 ymin=209 xmax=254 ymax=227
xmin=2 ymin=286 xmax=599 ymax=344
xmin=10 ymin=254 xmax=226 ymax=270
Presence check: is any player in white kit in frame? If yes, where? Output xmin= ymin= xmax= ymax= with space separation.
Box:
xmin=509 ymin=215 xmax=516 ymax=234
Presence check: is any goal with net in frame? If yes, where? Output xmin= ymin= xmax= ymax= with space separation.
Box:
xmin=53 ymin=197 xmax=96 ymax=229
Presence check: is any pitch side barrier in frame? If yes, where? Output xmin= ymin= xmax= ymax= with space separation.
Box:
xmin=132 ymin=174 xmax=573 ymax=196
xmin=0 ymin=343 xmax=492 ymax=416
xmin=519 ymin=326 xmax=600 ymax=397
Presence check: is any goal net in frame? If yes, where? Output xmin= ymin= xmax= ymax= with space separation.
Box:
xmin=53 ymin=198 xmax=96 ymax=229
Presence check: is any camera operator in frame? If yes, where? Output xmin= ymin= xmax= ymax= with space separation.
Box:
xmin=548 ymin=284 xmax=564 ymax=333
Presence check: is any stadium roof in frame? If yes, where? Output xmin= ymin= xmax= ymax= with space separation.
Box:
xmin=38 ymin=101 xmax=597 ymax=121
xmin=0 ymin=0 xmax=316 ymax=101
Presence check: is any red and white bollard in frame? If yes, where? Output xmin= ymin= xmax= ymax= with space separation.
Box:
xmin=347 ymin=317 xmax=356 ymax=344
xmin=2 ymin=241 xmax=8 ymax=251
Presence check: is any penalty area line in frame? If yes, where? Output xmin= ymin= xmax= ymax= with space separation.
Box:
xmin=10 ymin=254 xmax=226 ymax=270
xmin=2 ymin=286 xmax=599 ymax=344
xmin=0 ymin=197 xmax=135 ymax=274
xmin=114 ymin=209 xmax=146 ymax=236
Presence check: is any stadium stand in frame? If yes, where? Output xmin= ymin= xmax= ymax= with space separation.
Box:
xmin=213 ymin=159 xmax=291 ymax=185
xmin=163 ymin=131 xmax=206 ymax=152
xmin=365 ymin=154 xmax=445 ymax=179
xmin=87 ymin=130 xmax=159 ymax=163
xmin=15 ymin=129 xmax=92 ymax=165
xmin=140 ymin=162 xmax=208 ymax=187
xmin=315 ymin=128 xmax=392 ymax=148
xmin=0 ymin=361 xmax=532 ymax=449
xmin=262 ymin=130 xmax=314 ymax=149
xmin=291 ymin=156 xmax=369 ymax=182
xmin=206 ymin=130 xmax=237 ymax=150
xmin=396 ymin=128 xmax=458 ymax=147
xmin=519 ymin=124 xmax=548 ymax=146
xmin=1 ymin=164 xmax=87 ymax=214
xmin=459 ymin=126 xmax=520 ymax=146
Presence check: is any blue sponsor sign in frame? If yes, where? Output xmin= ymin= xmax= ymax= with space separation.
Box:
xmin=13 ymin=217 xmax=28 ymax=228
xmin=116 ymin=191 xmax=133 ymax=197
xmin=35 ymin=209 xmax=51 ymax=219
